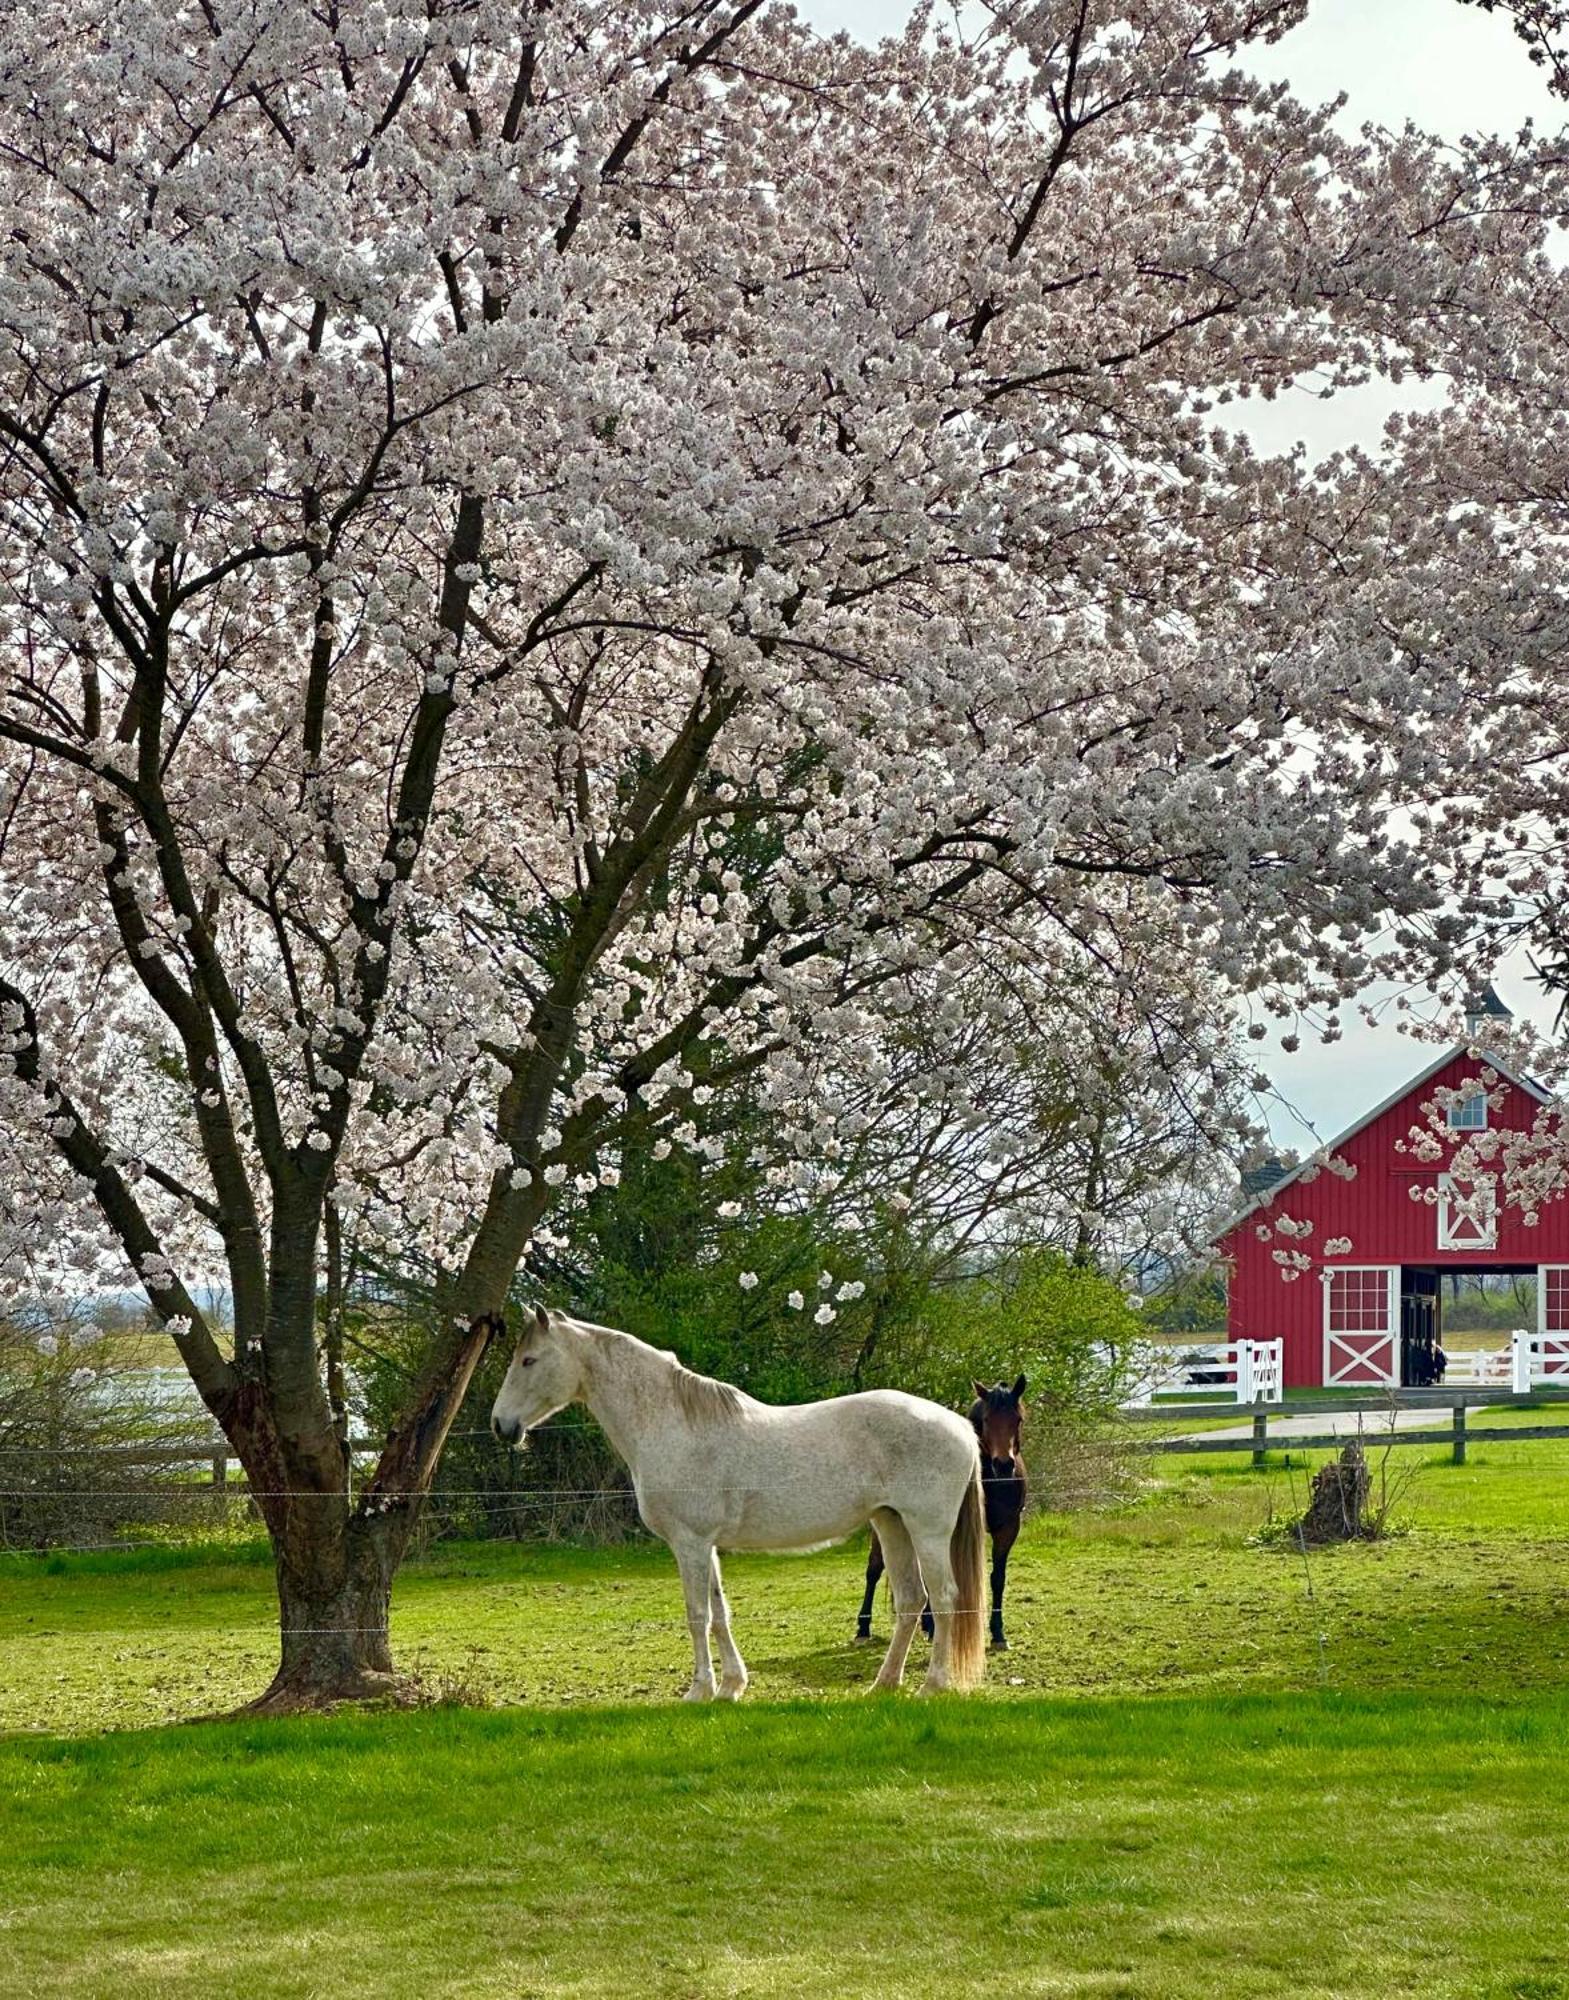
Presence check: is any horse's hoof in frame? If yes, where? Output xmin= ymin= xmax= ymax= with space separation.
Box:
xmin=866 ymin=1677 xmax=902 ymax=1696
xmin=854 ymin=1630 xmax=877 ymax=1644
xmin=990 ymin=1636 xmax=1010 ymax=1652
xmin=682 ymin=1684 xmax=715 ymax=1703
xmin=916 ymin=1679 xmax=952 ymax=1698
xmin=717 ymin=1679 xmax=747 ymax=1702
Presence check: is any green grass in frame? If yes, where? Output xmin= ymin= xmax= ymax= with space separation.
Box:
xmin=1 ymin=1440 xmax=1567 ymax=1997
xmin=2 ymin=1447 xmax=1567 ymax=1727
xmin=5 ymin=1694 xmax=1569 ymax=1999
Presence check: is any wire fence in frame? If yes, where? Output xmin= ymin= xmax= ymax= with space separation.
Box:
xmin=0 ymin=1416 xmax=647 ymax=1552
xmin=0 ymin=1421 xmax=1145 ymax=1556
xmin=6 ymin=1406 xmax=1565 ymax=1560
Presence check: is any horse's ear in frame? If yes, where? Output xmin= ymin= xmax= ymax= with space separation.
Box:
xmin=1012 ymin=1374 xmax=1027 ymax=1400
xmin=534 ymin=1303 xmax=550 ymax=1334
xmin=972 ymin=1379 xmax=989 ymax=1402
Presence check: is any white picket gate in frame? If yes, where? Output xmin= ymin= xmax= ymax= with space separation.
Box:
xmin=1446 ymin=1331 xmax=1569 ymax=1392
xmin=1517 ymin=1327 xmax=1569 ymax=1390
xmin=1125 ymin=1339 xmax=1284 ymax=1407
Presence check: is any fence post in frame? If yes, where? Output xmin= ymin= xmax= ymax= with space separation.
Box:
xmin=1452 ymin=1404 xmax=1467 ymax=1466
xmin=1252 ymin=1408 xmax=1268 ymax=1467
xmin=1512 ymin=1329 xmax=1534 ymax=1396
xmin=1236 ymin=1340 xmax=1253 ymax=1405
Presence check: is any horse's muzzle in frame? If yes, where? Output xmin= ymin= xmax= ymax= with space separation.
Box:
xmin=492 ymin=1414 xmax=523 ymax=1446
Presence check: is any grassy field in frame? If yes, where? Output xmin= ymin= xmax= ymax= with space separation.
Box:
xmin=2 ymin=1434 xmax=1567 ymax=1998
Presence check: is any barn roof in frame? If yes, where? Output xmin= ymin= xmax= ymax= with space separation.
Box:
xmin=1213 ymin=1042 xmax=1555 ymax=1245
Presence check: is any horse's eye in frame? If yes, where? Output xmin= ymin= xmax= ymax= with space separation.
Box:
xmin=520 ymin=1355 xmax=538 ymax=1368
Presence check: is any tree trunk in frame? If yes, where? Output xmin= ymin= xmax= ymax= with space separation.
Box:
xmin=254 ymin=1523 xmax=400 ymax=1713
xmin=218 ymin=1375 xmax=404 ymax=1712
xmin=1296 ymin=1440 xmax=1372 ymax=1545
xmin=214 ymin=1307 xmax=505 ymax=1713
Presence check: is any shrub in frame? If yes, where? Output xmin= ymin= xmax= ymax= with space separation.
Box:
xmin=860 ymin=1250 xmax=1143 ymax=1510
xmin=0 ymin=1309 xmax=216 ymax=1551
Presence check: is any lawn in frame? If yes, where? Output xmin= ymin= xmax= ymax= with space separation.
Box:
xmin=1 ymin=1434 xmax=1566 ymax=1998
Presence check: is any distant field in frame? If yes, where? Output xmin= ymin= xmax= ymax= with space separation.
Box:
xmin=2 ymin=1431 xmax=1565 ymax=1997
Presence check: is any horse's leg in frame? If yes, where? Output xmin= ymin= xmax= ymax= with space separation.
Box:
xmin=909 ymin=1521 xmax=960 ymax=1693
xmin=869 ymin=1510 xmax=924 ymax=1693
xmin=856 ymin=1528 xmax=885 ymax=1641
xmin=671 ymin=1537 xmax=717 ymax=1702
xmin=710 ymin=1550 xmax=748 ymax=1700
xmin=989 ymin=1514 xmax=1020 ymax=1650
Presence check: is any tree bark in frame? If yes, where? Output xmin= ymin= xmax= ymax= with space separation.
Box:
xmin=239 ymin=1457 xmax=402 ymax=1712
xmin=216 ymin=1375 xmax=397 ymax=1711
xmin=256 ymin=1524 xmax=399 ymax=1712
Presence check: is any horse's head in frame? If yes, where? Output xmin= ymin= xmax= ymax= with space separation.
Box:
xmin=491 ymin=1305 xmax=580 ymax=1445
xmin=970 ymin=1375 xmax=1026 ymax=1476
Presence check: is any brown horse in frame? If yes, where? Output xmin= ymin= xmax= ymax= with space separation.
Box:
xmin=855 ymin=1376 xmax=1027 ymax=1651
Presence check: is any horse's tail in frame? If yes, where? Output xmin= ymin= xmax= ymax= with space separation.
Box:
xmin=948 ymin=1459 xmax=987 ymax=1690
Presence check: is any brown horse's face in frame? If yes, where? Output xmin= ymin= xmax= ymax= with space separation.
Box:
xmin=971 ymin=1376 xmax=1026 ymax=1474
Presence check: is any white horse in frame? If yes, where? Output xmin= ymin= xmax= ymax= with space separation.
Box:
xmin=490 ymin=1306 xmax=987 ymax=1700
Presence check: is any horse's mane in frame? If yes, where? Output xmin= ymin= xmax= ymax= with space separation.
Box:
xmin=583 ymin=1319 xmax=746 ymax=1425
xmin=672 ymin=1362 xmax=746 ymax=1425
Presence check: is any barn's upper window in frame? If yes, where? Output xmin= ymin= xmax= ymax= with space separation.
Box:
xmin=1447 ymin=1090 xmax=1487 ymax=1132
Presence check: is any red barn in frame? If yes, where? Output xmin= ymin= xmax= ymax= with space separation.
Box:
xmin=1212 ymin=990 xmax=1567 ymax=1388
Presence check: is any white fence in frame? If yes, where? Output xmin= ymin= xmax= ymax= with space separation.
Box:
xmin=1125 ymin=1339 xmax=1284 ymax=1407
xmin=86 ymin=1366 xmax=208 ymax=1416
xmin=1442 ymin=1346 xmax=1513 ymax=1387
xmin=1444 ymin=1331 xmax=1569 ymax=1392
xmin=1132 ymin=1330 xmax=1569 ymax=1399
xmin=1520 ymin=1328 xmax=1569 ymax=1390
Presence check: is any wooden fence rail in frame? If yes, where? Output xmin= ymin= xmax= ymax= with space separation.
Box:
xmin=1147 ymin=1419 xmax=1569 ymax=1461
xmin=1122 ymin=1387 xmax=1569 ymax=1421
xmin=1136 ymin=1387 xmax=1569 ymax=1464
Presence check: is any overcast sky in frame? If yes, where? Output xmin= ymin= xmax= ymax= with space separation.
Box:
xmin=796 ymin=0 xmax=1564 ymax=1151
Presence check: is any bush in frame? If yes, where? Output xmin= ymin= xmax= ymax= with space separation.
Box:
xmin=862 ymin=1250 xmax=1143 ymax=1509
xmin=0 ymin=1310 xmax=217 ymax=1551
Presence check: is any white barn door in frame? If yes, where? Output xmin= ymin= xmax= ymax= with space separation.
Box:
xmin=1323 ymin=1266 xmax=1400 ymax=1387
xmin=1537 ymin=1266 xmax=1569 ymax=1384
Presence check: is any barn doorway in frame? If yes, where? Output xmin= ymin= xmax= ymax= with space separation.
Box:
xmin=1400 ymin=1269 xmax=1440 ymax=1387
xmin=1398 ymin=1267 xmax=1536 ymax=1387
